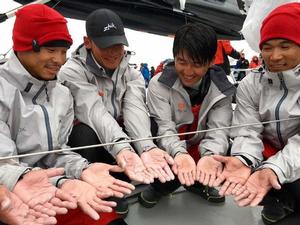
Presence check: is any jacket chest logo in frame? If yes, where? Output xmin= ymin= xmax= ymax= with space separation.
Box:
xmin=98 ymin=90 xmax=105 ymax=97
xmin=178 ymin=102 xmax=186 ymax=112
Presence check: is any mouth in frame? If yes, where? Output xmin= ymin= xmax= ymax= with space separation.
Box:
xmin=45 ymin=65 xmax=60 ymax=74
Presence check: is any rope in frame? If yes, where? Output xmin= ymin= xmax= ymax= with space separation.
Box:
xmin=0 ymin=117 xmax=299 ymax=161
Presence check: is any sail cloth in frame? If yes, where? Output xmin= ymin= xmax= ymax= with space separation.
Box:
xmin=14 ymin=0 xmax=246 ymax=40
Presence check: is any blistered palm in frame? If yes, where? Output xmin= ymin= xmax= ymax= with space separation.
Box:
xmin=116 ymin=149 xmax=154 ymax=184
xmin=172 ymin=153 xmax=196 ymax=186
xmin=0 ymin=185 xmax=56 ymax=225
xmin=141 ymin=148 xmax=175 ymax=183
xmin=61 ymin=179 xmax=117 ymax=220
xmin=13 ymin=168 xmax=77 ymax=217
xmin=81 ymin=162 xmax=135 ymax=198
xmin=196 ymin=155 xmax=223 ymax=187
xmin=234 ymin=168 xmax=281 ymax=207
xmin=212 ymin=155 xmax=251 ymax=196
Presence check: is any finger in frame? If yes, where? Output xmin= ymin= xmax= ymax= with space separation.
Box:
xmin=237 ymin=193 xmax=256 ymax=207
xmin=172 ymin=164 xmax=178 ymax=175
xmin=232 ymin=183 xmax=244 ymax=195
xmin=90 ymin=199 xmax=113 ymax=213
xmin=208 ymin=174 xmax=217 ymax=187
xmin=199 ymin=170 xmax=205 ymax=184
xmin=27 ymin=193 xmax=53 ymax=206
xmin=164 ymin=153 xmax=175 ymax=165
xmin=113 ymin=179 xmax=135 ymax=191
xmin=96 ymin=187 xmax=114 ymax=198
xmin=55 ymin=189 xmax=77 ymax=209
xmin=36 ymin=216 xmax=57 ymax=225
xmin=218 ymin=180 xmax=230 ymax=196
xmin=234 ymin=189 xmax=250 ymax=202
xmin=250 ymin=194 xmax=264 ymax=207
xmin=78 ymin=200 xmax=100 ymax=220
xmin=44 ymin=168 xmax=65 ymax=178
xmin=213 ymin=173 xmax=225 ymax=187
xmin=162 ymin=164 xmax=175 ymax=181
xmin=146 ymin=167 xmax=159 ymax=179
xmin=44 ymin=201 xmax=68 ymax=215
xmin=196 ymin=167 xmax=201 ymax=181
xmin=33 ymin=204 xmax=56 ymax=217
xmin=224 ymin=182 xmax=237 ymax=196
xmin=202 ymin=173 xmax=210 ymax=186
xmin=94 ymin=197 xmax=116 ymax=208
xmin=177 ymin=172 xmax=186 ymax=185
xmin=270 ymin=178 xmax=281 ymax=190
xmin=211 ymin=155 xmax=228 ymax=164
xmin=110 ymin=165 xmax=125 ymax=173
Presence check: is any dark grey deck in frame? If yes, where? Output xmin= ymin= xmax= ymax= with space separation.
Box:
xmin=125 ymin=186 xmax=263 ymax=225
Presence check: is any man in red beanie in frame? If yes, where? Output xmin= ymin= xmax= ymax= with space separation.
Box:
xmin=212 ymin=2 xmax=300 ymax=225
xmin=0 ymin=4 xmax=135 ymax=225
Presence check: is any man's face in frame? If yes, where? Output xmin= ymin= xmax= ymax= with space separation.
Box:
xmin=17 ymin=47 xmax=67 ymax=80
xmin=85 ymin=37 xmax=124 ymax=70
xmin=261 ymin=39 xmax=300 ymax=72
xmin=175 ymin=50 xmax=211 ymax=87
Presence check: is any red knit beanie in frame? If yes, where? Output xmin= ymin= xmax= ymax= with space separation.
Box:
xmin=13 ymin=4 xmax=73 ymax=51
xmin=259 ymin=2 xmax=300 ymax=50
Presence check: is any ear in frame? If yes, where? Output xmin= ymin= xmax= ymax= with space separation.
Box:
xmin=83 ymin=36 xmax=92 ymax=49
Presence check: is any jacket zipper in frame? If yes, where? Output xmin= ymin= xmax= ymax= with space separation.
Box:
xmin=32 ymin=82 xmax=53 ymax=150
xmin=111 ymin=67 xmax=120 ymax=119
xmin=275 ymin=73 xmax=288 ymax=148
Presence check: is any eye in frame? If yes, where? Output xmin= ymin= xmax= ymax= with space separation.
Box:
xmin=45 ymin=48 xmax=55 ymax=53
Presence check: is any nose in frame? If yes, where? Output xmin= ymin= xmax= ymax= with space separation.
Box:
xmin=183 ymin=63 xmax=194 ymax=76
xmin=270 ymin=48 xmax=283 ymax=61
xmin=52 ymin=50 xmax=67 ymax=65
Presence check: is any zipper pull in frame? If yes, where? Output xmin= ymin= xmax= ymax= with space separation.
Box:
xmin=278 ymin=73 xmax=284 ymax=90
xmin=45 ymin=83 xmax=50 ymax=102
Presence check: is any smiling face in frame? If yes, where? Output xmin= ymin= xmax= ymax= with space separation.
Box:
xmin=175 ymin=49 xmax=211 ymax=87
xmin=17 ymin=46 xmax=67 ymax=80
xmin=261 ymin=39 xmax=300 ymax=72
xmin=84 ymin=36 xmax=124 ymax=70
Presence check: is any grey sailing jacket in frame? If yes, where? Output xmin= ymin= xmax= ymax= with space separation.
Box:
xmin=231 ymin=65 xmax=300 ymax=184
xmin=58 ymin=45 xmax=156 ymax=155
xmin=147 ymin=64 xmax=235 ymax=157
xmin=0 ymin=52 xmax=88 ymax=190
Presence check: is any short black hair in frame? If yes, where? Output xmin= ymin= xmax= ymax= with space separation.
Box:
xmin=173 ymin=23 xmax=217 ymax=66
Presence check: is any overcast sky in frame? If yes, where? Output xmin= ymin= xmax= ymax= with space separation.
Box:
xmin=0 ymin=0 xmax=257 ymax=67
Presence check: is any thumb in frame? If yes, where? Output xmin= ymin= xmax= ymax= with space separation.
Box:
xmin=212 ymin=155 xmax=228 ymax=164
xmin=164 ymin=153 xmax=175 ymax=165
xmin=109 ymin=165 xmax=124 ymax=173
xmin=270 ymin=177 xmax=281 ymax=190
xmin=0 ymin=197 xmax=11 ymax=210
xmin=45 ymin=167 xmax=65 ymax=178
xmin=172 ymin=163 xmax=178 ymax=175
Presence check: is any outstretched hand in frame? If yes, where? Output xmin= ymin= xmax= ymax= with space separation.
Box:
xmin=61 ymin=179 xmax=116 ymax=220
xmin=172 ymin=153 xmax=196 ymax=186
xmin=13 ymin=168 xmax=77 ymax=217
xmin=0 ymin=185 xmax=56 ymax=225
xmin=212 ymin=155 xmax=251 ymax=196
xmin=141 ymin=148 xmax=175 ymax=183
xmin=196 ymin=155 xmax=223 ymax=187
xmin=234 ymin=168 xmax=281 ymax=207
xmin=81 ymin=162 xmax=135 ymax=198
xmin=116 ymin=149 xmax=154 ymax=184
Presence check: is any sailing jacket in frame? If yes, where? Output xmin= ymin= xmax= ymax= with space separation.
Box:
xmin=231 ymin=65 xmax=300 ymax=184
xmin=147 ymin=63 xmax=235 ymax=157
xmin=0 ymin=52 xmax=88 ymax=190
xmin=58 ymin=45 xmax=156 ymax=155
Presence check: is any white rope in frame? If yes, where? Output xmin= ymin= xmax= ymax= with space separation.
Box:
xmin=0 ymin=117 xmax=299 ymax=161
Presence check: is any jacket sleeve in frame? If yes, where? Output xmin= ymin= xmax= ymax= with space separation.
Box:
xmin=200 ymin=96 xmax=232 ymax=156
xmin=0 ymin=89 xmax=31 ymax=191
xmin=122 ymin=68 xmax=157 ymax=154
xmin=230 ymin=76 xmax=264 ymax=167
xmin=222 ymin=41 xmax=240 ymax=59
xmin=146 ymin=78 xmax=187 ymax=157
xmin=58 ymin=61 xmax=132 ymax=157
xmin=260 ymin=134 xmax=300 ymax=184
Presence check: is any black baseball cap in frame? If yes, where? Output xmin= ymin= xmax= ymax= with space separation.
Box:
xmin=86 ymin=8 xmax=128 ymax=48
